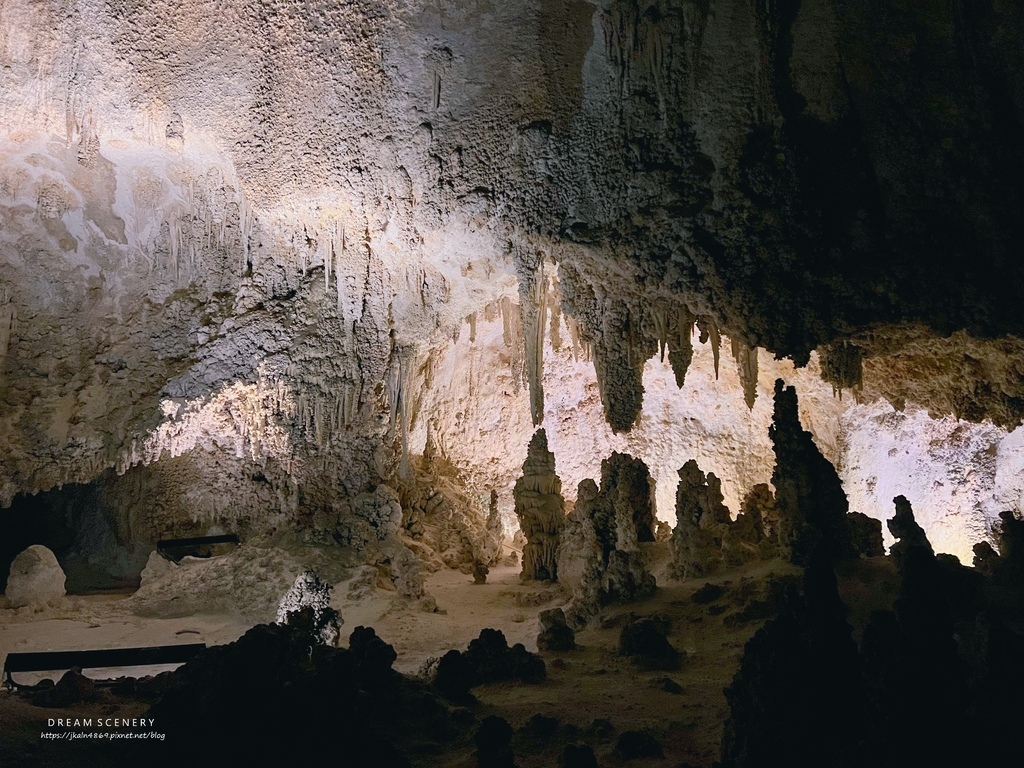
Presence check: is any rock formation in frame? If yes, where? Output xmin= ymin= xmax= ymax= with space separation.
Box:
xmin=618 ymin=615 xmax=682 ymax=671
xmin=514 ymin=429 xmax=566 ymax=582
xmin=557 ymin=454 xmax=658 ymax=625
xmin=536 ymin=608 xmax=576 ymax=652
xmin=433 ymin=628 xmax=546 ymax=699
xmin=670 ymin=460 xmax=733 ymax=581
xmin=723 ymin=492 xmax=1024 ymax=767
xmin=670 ymin=458 xmax=776 ymax=581
xmin=480 ymin=490 xmax=505 ymax=567
xmin=390 ymin=546 xmax=427 ymax=600
xmin=275 ymin=569 xmax=341 ymax=647
xmin=4 ymin=545 xmax=66 ymax=609
xmin=145 ymin=620 xmax=451 ymax=765
xmin=769 ymin=380 xmax=854 ymax=565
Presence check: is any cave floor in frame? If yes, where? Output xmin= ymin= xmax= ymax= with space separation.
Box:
xmin=0 ymin=555 xmax=820 ymax=767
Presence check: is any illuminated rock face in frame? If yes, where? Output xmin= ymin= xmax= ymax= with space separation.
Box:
xmin=5 ymin=545 xmax=66 ymax=609
xmin=1 ymin=1 xmax=1022 ymax=559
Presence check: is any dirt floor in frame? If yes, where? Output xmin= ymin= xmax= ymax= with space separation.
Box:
xmin=0 ymin=548 xmax=823 ymax=767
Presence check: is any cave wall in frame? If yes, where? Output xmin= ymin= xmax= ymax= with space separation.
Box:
xmin=1 ymin=0 xmax=1022 ymax=554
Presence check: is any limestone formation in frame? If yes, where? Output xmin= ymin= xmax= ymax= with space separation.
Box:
xmin=602 ymin=452 xmax=657 ymax=545
xmin=391 ymin=546 xmax=427 ymax=600
xmin=557 ymin=454 xmax=657 ymax=624
xmin=276 ymin=570 xmax=340 ymax=647
xmin=618 ymin=615 xmax=682 ymax=671
xmin=0 ymin=0 xmax=1019 ymax=588
xmin=769 ymin=380 xmax=854 ymax=565
xmin=536 ymin=608 xmax=576 ymax=652
xmin=434 ymin=629 xmax=546 ymax=697
xmin=819 ymin=341 xmax=863 ymax=399
xmin=670 ymin=460 xmax=733 ymax=581
xmin=475 ymin=716 xmax=516 ymax=768
xmin=514 ymin=429 xmax=566 ymax=582
xmin=481 ymin=490 xmax=505 ymax=567
xmin=5 ymin=545 xmax=66 ymax=609
xmin=888 ymin=495 xmax=934 ymax=558
xmin=731 ymin=338 xmax=759 ymax=410
xmin=847 ymin=512 xmax=885 ymax=558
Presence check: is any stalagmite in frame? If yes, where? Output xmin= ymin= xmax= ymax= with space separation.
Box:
xmin=514 ymin=429 xmax=566 ymax=582
xmin=480 ymin=490 xmax=505 ymax=566
xmin=770 ymin=380 xmax=854 ymax=565
xmin=602 ymin=452 xmax=657 ymax=545
xmin=557 ymin=454 xmax=657 ymax=625
xmin=670 ymin=460 xmax=733 ymax=580
xmin=276 ymin=570 xmax=341 ymax=647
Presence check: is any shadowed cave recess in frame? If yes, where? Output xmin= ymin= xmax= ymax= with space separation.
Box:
xmin=2 ymin=1 xmax=1024 ymax=766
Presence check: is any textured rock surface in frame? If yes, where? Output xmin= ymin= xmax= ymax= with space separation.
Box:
xmin=275 ymin=569 xmax=341 ymax=647
xmin=671 ymin=460 xmax=733 ymax=580
xmin=514 ymin=429 xmax=566 ymax=582
xmin=1 ymin=0 xmax=1022 ymax=567
xmin=4 ymin=544 xmax=66 ymax=609
xmin=557 ymin=454 xmax=657 ymax=624
xmin=128 ymin=542 xmax=349 ymax=621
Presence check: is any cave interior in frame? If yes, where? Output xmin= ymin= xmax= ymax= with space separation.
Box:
xmin=2 ymin=1 xmax=1024 ymax=766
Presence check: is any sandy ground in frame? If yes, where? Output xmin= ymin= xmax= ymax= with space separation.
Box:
xmin=0 ymin=552 xmax=803 ymax=767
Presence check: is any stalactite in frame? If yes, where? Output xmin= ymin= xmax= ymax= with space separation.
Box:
xmin=521 ymin=262 xmax=548 ymax=427
xmin=387 ymin=345 xmax=417 ymax=461
xmin=731 ymin=338 xmax=759 ymax=409
xmin=593 ymin=300 xmax=655 ymax=432
xmin=819 ymin=341 xmax=863 ymax=400
xmin=498 ymin=296 xmax=526 ymax=392
xmin=468 ymin=313 xmax=477 ymax=343
xmin=667 ymin=305 xmax=696 ymax=388
xmin=565 ymin=315 xmax=590 ymax=362
xmin=647 ymin=301 xmax=671 ymax=362
xmin=697 ymin=316 xmax=721 ymax=380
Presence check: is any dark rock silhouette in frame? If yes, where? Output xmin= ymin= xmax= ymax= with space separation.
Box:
xmin=770 ymin=380 xmax=854 ymax=565
xmin=537 ymin=608 xmax=576 ymax=652
xmin=618 ymin=615 xmax=682 ymax=671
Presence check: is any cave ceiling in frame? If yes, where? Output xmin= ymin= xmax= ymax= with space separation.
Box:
xmin=1 ymin=0 xmax=1022 ymax=548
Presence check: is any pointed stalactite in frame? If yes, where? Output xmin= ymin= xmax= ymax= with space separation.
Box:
xmin=520 ymin=263 xmax=548 ymax=427
xmin=731 ymin=338 xmax=759 ymax=409
xmin=668 ymin=305 xmax=695 ymax=389
xmin=593 ymin=300 xmax=654 ymax=433
xmin=697 ymin=316 xmax=721 ymax=380
xmin=498 ymin=297 xmax=526 ymax=393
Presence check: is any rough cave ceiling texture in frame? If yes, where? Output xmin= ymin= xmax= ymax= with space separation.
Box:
xmin=1 ymin=0 xmax=1023 ymax=560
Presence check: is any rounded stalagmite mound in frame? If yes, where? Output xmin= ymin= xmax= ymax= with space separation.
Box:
xmin=5 ymin=544 xmax=66 ymax=609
